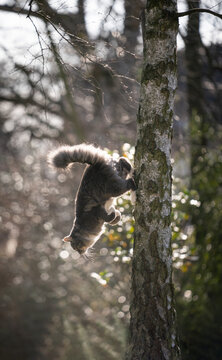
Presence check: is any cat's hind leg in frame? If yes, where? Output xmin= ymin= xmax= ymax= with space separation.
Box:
xmin=99 ymin=205 xmax=121 ymax=225
xmin=106 ymin=205 xmax=121 ymax=225
xmin=117 ymin=157 xmax=132 ymax=179
xmin=107 ymin=177 xmax=136 ymax=198
xmin=98 ymin=206 xmax=116 ymax=223
xmin=109 ymin=210 xmax=121 ymax=225
xmin=117 ymin=159 xmax=137 ymax=204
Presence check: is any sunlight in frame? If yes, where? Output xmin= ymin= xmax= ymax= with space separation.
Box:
xmin=59 ymin=250 xmax=70 ymax=259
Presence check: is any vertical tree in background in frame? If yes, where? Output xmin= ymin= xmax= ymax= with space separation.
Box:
xmin=128 ymin=1 xmax=180 ymax=359
xmin=177 ymin=1 xmax=222 ymax=358
xmin=185 ymin=0 xmax=206 ymax=175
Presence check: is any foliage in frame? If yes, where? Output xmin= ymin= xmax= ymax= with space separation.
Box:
xmin=94 ymin=138 xmax=222 ymax=360
xmin=173 ymin=125 xmax=222 ymax=360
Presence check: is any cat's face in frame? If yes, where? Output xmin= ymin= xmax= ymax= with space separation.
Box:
xmin=63 ymin=235 xmax=88 ymax=254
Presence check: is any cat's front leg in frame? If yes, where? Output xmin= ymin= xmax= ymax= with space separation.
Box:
xmin=117 ymin=157 xmax=132 ymax=179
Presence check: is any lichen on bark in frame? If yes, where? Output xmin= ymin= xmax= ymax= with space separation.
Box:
xmin=127 ymin=2 xmax=181 ymax=359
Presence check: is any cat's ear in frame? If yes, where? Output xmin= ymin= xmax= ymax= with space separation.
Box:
xmin=63 ymin=236 xmax=72 ymax=242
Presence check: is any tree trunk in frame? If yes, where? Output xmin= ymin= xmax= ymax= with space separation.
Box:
xmin=127 ymin=1 xmax=180 ymax=359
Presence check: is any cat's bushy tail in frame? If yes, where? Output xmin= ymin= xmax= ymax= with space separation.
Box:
xmin=48 ymin=143 xmax=109 ymax=169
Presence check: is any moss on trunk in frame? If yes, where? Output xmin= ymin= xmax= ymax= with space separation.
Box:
xmin=127 ymin=2 xmax=181 ymax=359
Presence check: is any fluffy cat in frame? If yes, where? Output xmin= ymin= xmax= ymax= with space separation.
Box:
xmin=48 ymin=143 xmax=136 ymax=255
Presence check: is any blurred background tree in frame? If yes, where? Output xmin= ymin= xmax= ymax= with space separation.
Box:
xmin=174 ymin=1 xmax=222 ymax=359
xmin=0 ymin=1 xmax=221 ymax=359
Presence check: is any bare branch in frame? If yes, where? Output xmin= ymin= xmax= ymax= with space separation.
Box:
xmin=0 ymin=94 xmax=60 ymax=116
xmin=177 ymin=8 xmax=222 ymax=20
xmin=0 ymin=4 xmax=42 ymax=19
xmin=46 ymin=26 xmax=85 ymax=140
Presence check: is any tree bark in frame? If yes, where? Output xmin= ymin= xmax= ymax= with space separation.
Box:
xmin=127 ymin=1 xmax=180 ymax=359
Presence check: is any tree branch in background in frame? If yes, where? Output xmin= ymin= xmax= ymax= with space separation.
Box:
xmin=177 ymin=8 xmax=222 ymax=19
xmin=46 ymin=27 xmax=85 ymax=140
xmin=0 ymin=4 xmax=42 ymax=19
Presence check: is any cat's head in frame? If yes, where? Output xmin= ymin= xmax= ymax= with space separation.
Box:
xmin=63 ymin=235 xmax=89 ymax=255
